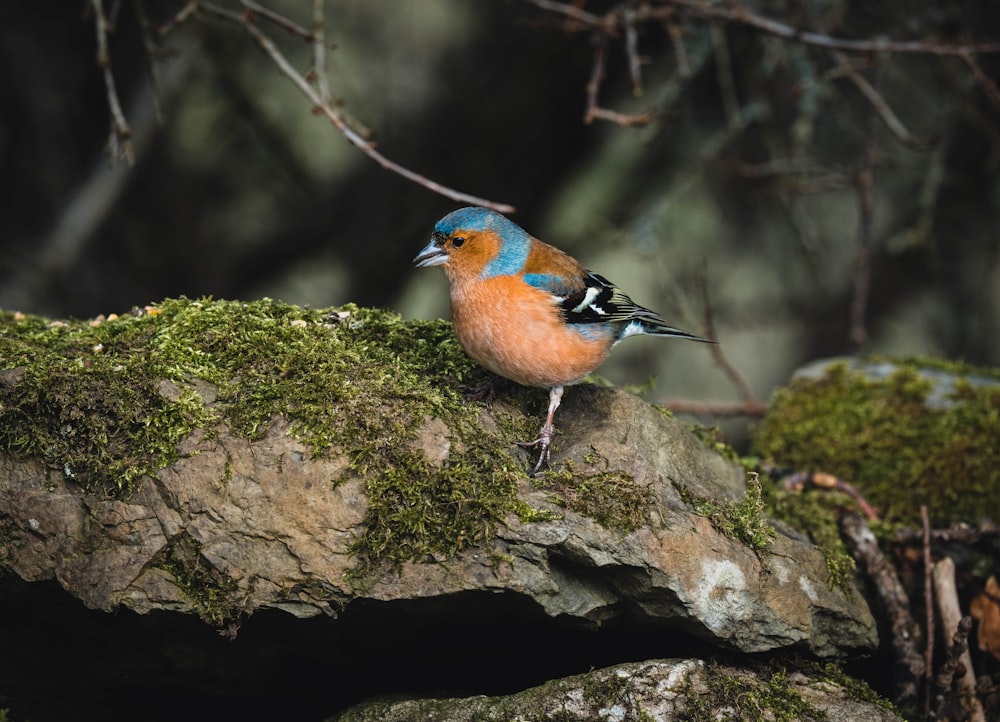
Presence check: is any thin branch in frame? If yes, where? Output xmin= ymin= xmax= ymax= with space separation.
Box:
xmin=527 ymin=0 xmax=1000 ymax=56
xmin=134 ymin=0 xmax=167 ymax=124
xmin=829 ymin=51 xmax=930 ymax=149
xmin=930 ymin=616 xmax=976 ymax=722
xmin=525 ymin=0 xmax=606 ymax=29
xmin=959 ymin=51 xmax=1000 ymax=109
xmin=311 ymin=0 xmax=333 ymax=106
xmin=240 ymin=0 xmax=315 ymax=40
xmin=896 ymin=521 xmax=1000 ymax=546
xmin=623 ymin=6 xmax=643 ymax=95
xmin=585 ymin=34 xmax=658 ymax=126
xmin=711 ymin=24 xmax=741 ymax=127
xmin=842 ymin=513 xmax=924 ymax=708
xmin=662 ymin=399 xmax=767 ymax=417
xmin=665 ymin=20 xmax=691 ymax=79
xmin=201 ymin=3 xmax=514 ymax=213
xmin=698 ymin=261 xmax=761 ymax=407
xmin=849 ymin=64 xmax=879 ymax=349
xmin=91 ymin=0 xmax=134 ymax=165
xmin=778 ymin=471 xmax=880 ymax=520
xmin=922 ymin=505 xmax=934 ymax=719
xmin=663 ymin=0 xmax=1000 ymax=57
xmin=156 ymin=0 xmax=200 ymax=37
xmin=932 ymin=557 xmax=986 ymax=722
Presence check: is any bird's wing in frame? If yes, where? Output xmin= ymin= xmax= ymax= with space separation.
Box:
xmin=554 ymin=272 xmax=644 ymax=325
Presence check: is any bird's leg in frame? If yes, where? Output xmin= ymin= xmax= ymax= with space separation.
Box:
xmin=517 ymin=386 xmax=564 ymax=476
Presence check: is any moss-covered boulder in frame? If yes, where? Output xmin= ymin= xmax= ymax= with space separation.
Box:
xmin=753 ymin=357 xmax=1000 ymax=527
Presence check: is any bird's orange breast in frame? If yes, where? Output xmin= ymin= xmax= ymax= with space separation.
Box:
xmin=449 ymin=275 xmax=614 ymax=388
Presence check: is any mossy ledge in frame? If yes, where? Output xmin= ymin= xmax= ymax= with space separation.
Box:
xmin=0 ymin=297 xmax=651 ymax=578
xmin=753 ymin=358 xmax=1000 ymax=528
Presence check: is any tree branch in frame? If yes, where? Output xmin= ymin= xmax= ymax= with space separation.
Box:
xmin=199 ymin=3 xmax=514 ymax=213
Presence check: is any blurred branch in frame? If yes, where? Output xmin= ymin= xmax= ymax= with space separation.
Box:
xmin=665 ymin=0 xmax=1000 ymax=57
xmin=585 ymin=34 xmax=658 ymax=126
xmin=922 ymin=506 xmax=935 ymax=719
xmin=528 ymin=0 xmax=1000 ymax=56
xmin=777 ymin=470 xmax=880 ymax=520
xmin=196 ymin=3 xmax=514 ymax=213
xmin=931 ymin=557 xmax=985 ymax=722
xmin=959 ymin=51 xmax=1000 ymax=109
xmin=842 ymin=513 xmax=925 ymax=708
xmin=310 ymin=0 xmax=333 ymax=106
xmin=849 ymin=61 xmax=881 ymax=349
xmin=90 ymin=0 xmax=134 ymax=164
xmin=828 ymin=51 xmax=931 ymax=149
xmin=663 ymin=261 xmax=767 ymax=419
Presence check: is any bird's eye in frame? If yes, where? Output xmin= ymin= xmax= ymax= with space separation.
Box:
xmin=452 ymin=236 xmax=466 ymax=248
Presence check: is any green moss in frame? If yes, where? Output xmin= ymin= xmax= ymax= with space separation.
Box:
xmin=753 ymin=360 xmax=1000 ymax=527
xmin=760 ymin=479 xmax=856 ymax=591
xmin=158 ymin=532 xmax=245 ymax=627
xmin=676 ymin=472 xmax=776 ymax=552
xmin=679 ymin=662 xmax=829 ymax=722
xmin=0 ymin=298 xmax=550 ymax=582
xmin=689 ymin=423 xmax=740 ymax=462
xmin=535 ymin=459 xmax=652 ymax=535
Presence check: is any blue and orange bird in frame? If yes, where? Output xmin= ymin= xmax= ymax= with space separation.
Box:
xmin=414 ymin=206 xmax=712 ymax=475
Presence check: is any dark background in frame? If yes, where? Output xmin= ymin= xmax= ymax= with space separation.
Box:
xmin=2 ymin=0 xmax=998 ymax=438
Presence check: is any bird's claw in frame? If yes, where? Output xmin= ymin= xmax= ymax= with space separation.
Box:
xmin=517 ymin=426 xmax=554 ymax=477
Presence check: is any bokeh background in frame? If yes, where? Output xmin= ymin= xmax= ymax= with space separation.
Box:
xmin=2 ymin=0 xmax=998 ymax=449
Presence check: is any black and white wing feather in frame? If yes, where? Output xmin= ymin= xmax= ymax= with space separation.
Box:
xmin=559 ymin=272 xmax=712 ymax=343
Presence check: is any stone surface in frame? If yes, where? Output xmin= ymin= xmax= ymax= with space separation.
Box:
xmin=331 ymin=658 xmax=903 ymax=722
xmin=0 ymin=386 xmax=875 ymax=657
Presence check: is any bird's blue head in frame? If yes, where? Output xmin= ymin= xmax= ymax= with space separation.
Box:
xmin=415 ymin=207 xmax=532 ymax=277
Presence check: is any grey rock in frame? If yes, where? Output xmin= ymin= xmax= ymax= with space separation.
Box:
xmin=0 ymin=385 xmax=876 ymax=657
xmin=330 ymin=658 xmax=903 ymax=722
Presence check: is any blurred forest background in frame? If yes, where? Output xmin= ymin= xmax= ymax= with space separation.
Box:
xmin=1 ymin=0 xmax=998 ymax=447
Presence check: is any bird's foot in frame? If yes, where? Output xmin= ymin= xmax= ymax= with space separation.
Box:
xmin=462 ymin=376 xmax=507 ymax=404
xmin=517 ymin=423 xmax=555 ymax=477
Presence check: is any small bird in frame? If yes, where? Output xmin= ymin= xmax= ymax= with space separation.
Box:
xmin=414 ymin=206 xmax=712 ymax=475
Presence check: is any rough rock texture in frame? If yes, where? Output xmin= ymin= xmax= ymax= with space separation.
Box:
xmin=331 ymin=658 xmax=903 ymax=722
xmin=1 ymin=385 xmax=875 ymax=659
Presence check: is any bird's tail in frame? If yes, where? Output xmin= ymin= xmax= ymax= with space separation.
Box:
xmin=631 ymin=307 xmax=715 ymax=343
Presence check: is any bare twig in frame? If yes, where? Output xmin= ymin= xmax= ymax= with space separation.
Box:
xmin=525 ymin=0 xmax=606 ymax=29
xmin=623 ymin=6 xmax=643 ymax=95
xmin=930 ymin=616 xmax=977 ymax=721
xmin=842 ymin=513 xmax=924 ymax=708
xmin=240 ymin=0 xmax=315 ymax=40
xmin=932 ymin=557 xmax=985 ymax=722
xmin=133 ymin=0 xmax=173 ymax=124
xmin=584 ymin=34 xmax=658 ymax=126
xmin=201 ymin=3 xmax=514 ymax=213
xmin=665 ymin=20 xmax=691 ymax=79
xmin=91 ymin=0 xmax=134 ymax=164
xmin=711 ymin=24 xmax=740 ymax=127
xmin=311 ymin=0 xmax=333 ymax=106
xmin=527 ymin=0 xmax=1000 ymax=56
xmin=778 ymin=471 xmax=879 ymax=520
xmin=896 ymin=521 xmax=1000 ymax=546
xmin=959 ymin=51 xmax=1000 ymax=109
xmin=699 ymin=262 xmax=761 ymax=407
xmin=156 ymin=0 xmax=199 ymax=36
xmin=663 ymin=0 xmax=1000 ymax=57
xmin=922 ymin=505 xmax=934 ymax=718
xmin=849 ymin=65 xmax=879 ymax=349
xmin=662 ymin=399 xmax=767 ymax=417
xmin=828 ymin=51 xmax=930 ymax=149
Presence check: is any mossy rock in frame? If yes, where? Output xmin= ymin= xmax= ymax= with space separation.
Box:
xmin=753 ymin=356 xmax=1000 ymax=527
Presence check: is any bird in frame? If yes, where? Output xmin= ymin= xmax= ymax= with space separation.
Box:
xmin=413 ymin=206 xmax=712 ymax=476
